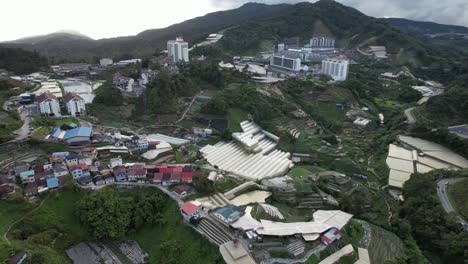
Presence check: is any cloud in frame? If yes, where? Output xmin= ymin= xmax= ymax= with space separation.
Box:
xmin=209 ymin=0 xmax=468 ymax=27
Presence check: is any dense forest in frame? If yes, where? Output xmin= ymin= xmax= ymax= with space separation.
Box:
xmin=395 ymin=170 xmax=468 ymax=263
xmin=0 ymin=47 xmax=48 ymax=74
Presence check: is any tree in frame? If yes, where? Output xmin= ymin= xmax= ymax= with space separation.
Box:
xmin=78 ymin=189 xmax=133 ymax=239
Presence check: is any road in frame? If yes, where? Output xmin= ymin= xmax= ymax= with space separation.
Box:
xmin=13 ymin=106 xmax=32 ymax=137
xmin=437 ymin=178 xmax=468 ymax=230
xmin=404 ymin=107 xmax=416 ymax=124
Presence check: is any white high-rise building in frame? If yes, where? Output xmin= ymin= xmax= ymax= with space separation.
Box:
xmin=167 ymin=37 xmax=189 ymax=63
xmin=37 ymin=92 xmax=61 ymax=116
xmin=321 ymin=59 xmax=349 ymax=81
xmin=64 ymin=93 xmax=86 ymax=117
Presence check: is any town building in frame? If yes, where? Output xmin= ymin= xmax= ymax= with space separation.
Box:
xmin=115 ymin=59 xmax=142 ymax=67
xmin=270 ymin=51 xmax=303 ymax=72
xmin=113 ymin=165 xmax=127 ymax=182
xmin=213 ymin=204 xmax=245 ymax=224
xmin=36 ymin=92 xmax=61 ymax=116
xmin=179 ymin=202 xmax=200 ymax=222
xmin=167 ymin=37 xmax=189 ymax=63
xmin=99 ymin=58 xmax=113 ymax=67
xmin=63 ymin=92 xmax=86 ymax=117
xmin=310 ymin=37 xmax=335 ymax=48
xmin=62 ymin=127 xmax=93 ymax=145
xmin=321 ymin=58 xmax=349 ymax=81
xmin=127 ymin=164 xmax=147 ymax=182
xmin=368 ymin=46 xmax=387 ymax=59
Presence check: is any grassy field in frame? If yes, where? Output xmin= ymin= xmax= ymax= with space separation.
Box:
xmin=0 ymin=193 xmax=36 ymax=243
xmin=288 ymin=167 xmax=312 ymax=178
xmin=447 ymin=178 xmax=468 ymax=220
xmin=227 ymin=108 xmax=248 ymax=132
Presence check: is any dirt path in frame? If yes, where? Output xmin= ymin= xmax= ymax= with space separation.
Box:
xmin=175 ymin=92 xmax=201 ymax=124
xmin=3 ymin=195 xmax=49 ymax=244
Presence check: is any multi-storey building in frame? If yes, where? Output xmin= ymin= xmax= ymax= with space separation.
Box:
xmin=63 ymin=92 xmax=86 ymax=117
xmin=321 ymin=58 xmax=349 ymax=81
xmin=167 ymin=37 xmax=189 ymax=63
xmin=36 ymin=92 xmax=61 ymax=116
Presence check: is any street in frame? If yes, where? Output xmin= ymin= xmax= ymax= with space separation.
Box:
xmin=404 ymin=107 xmax=416 ymax=124
xmin=436 ymin=178 xmax=468 ymax=230
xmin=13 ymin=106 xmax=32 ymax=137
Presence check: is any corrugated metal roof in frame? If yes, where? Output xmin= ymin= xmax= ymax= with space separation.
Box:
xmin=63 ymin=127 xmax=92 ymax=140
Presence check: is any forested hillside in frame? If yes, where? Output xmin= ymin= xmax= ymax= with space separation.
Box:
xmin=0 ymin=47 xmax=48 ymax=74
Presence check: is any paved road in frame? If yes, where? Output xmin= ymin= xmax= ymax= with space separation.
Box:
xmin=437 ymin=178 xmax=468 ymax=230
xmin=13 ymin=106 xmax=32 ymax=137
xmin=404 ymin=107 xmax=416 ymax=124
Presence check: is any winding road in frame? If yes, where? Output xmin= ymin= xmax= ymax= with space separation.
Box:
xmin=404 ymin=107 xmax=416 ymax=124
xmin=437 ymin=178 xmax=468 ymax=231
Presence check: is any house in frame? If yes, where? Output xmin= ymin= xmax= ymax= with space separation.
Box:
xmin=34 ymin=170 xmax=54 ymax=182
xmin=179 ymin=202 xmax=199 ymax=222
xmin=24 ymin=182 xmax=39 ymax=197
xmin=65 ymin=154 xmax=79 ymax=166
xmin=14 ymin=164 xmax=29 ymax=176
xmin=93 ymin=175 xmax=105 ymax=186
xmin=169 ymin=173 xmax=182 ymax=184
xmin=81 ymin=147 xmax=97 ymax=159
xmin=181 ymin=171 xmax=193 ymax=183
xmin=212 ymin=205 xmax=245 ymax=224
xmin=43 ymin=163 xmax=53 ymax=171
xmin=8 ymin=251 xmax=28 ymax=264
xmin=53 ymin=163 xmax=68 ymax=177
xmin=152 ymin=172 xmax=163 ymax=184
xmin=46 ymin=178 xmax=59 ymax=189
xmin=62 ymin=127 xmax=93 ymax=145
xmin=78 ymin=156 xmax=93 ymax=166
xmin=104 ymin=175 xmax=115 ymax=184
xmin=68 ymin=165 xmax=84 ymax=179
xmin=63 ymin=92 xmax=86 ymax=117
xmin=127 ymin=165 xmax=147 ymax=182
xmin=321 ymin=228 xmax=342 ymax=245
xmin=110 ymin=157 xmax=123 ymax=168
xmin=19 ymin=170 xmax=35 ymax=184
xmin=113 ymin=165 xmax=127 ymax=182
xmin=98 ymin=164 xmax=112 ymax=177
xmin=36 ymin=92 xmax=61 ymax=116
xmin=172 ymin=184 xmax=195 ymax=198
xmin=76 ymin=175 xmax=92 ymax=185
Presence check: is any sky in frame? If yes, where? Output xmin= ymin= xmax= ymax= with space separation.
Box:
xmin=1 ymin=0 xmax=467 ymax=41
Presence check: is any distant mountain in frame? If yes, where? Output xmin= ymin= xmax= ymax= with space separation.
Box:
xmin=8 ymin=31 xmax=93 ymax=45
xmin=0 ymin=1 xmax=453 ymax=65
xmin=382 ymin=18 xmax=468 ymax=35
xmin=0 ymin=3 xmax=288 ymax=63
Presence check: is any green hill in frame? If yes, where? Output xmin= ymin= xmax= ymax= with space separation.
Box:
xmin=0 ymin=1 xmax=446 ymax=66
xmin=0 ymin=47 xmax=48 ymax=74
xmin=382 ymin=18 xmax=468 ymax=35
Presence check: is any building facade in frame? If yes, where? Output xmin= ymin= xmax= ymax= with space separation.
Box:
xmin=321 ymin=59 xmax=349 ymax=81
xmin=64 ymin=93 xmax=86 ymax=117
xmin=36 ymin=92 xmax=61 ymax=116
xmin=310 ymin=37 xmax=335 ymax=48
xmin=270 ymin=54 xmax=302 ymax=72
xmin=167 ymin=37 xmax=189 ymax=63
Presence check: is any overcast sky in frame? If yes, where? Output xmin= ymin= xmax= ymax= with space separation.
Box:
xmin=1 ymin=0 xmax=467 ymax=41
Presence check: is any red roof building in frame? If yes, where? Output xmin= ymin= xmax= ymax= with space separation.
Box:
xmin=181 ymin=172 xmax=193 ymax=183
xmin=180 ymin=202 xmax=199 ymax=216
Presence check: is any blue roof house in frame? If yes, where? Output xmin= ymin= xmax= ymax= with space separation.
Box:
xmin=63 ymin=127 xmax=93 ymax=145
xmin=46 ymin=178 xmax=59 ymax=189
